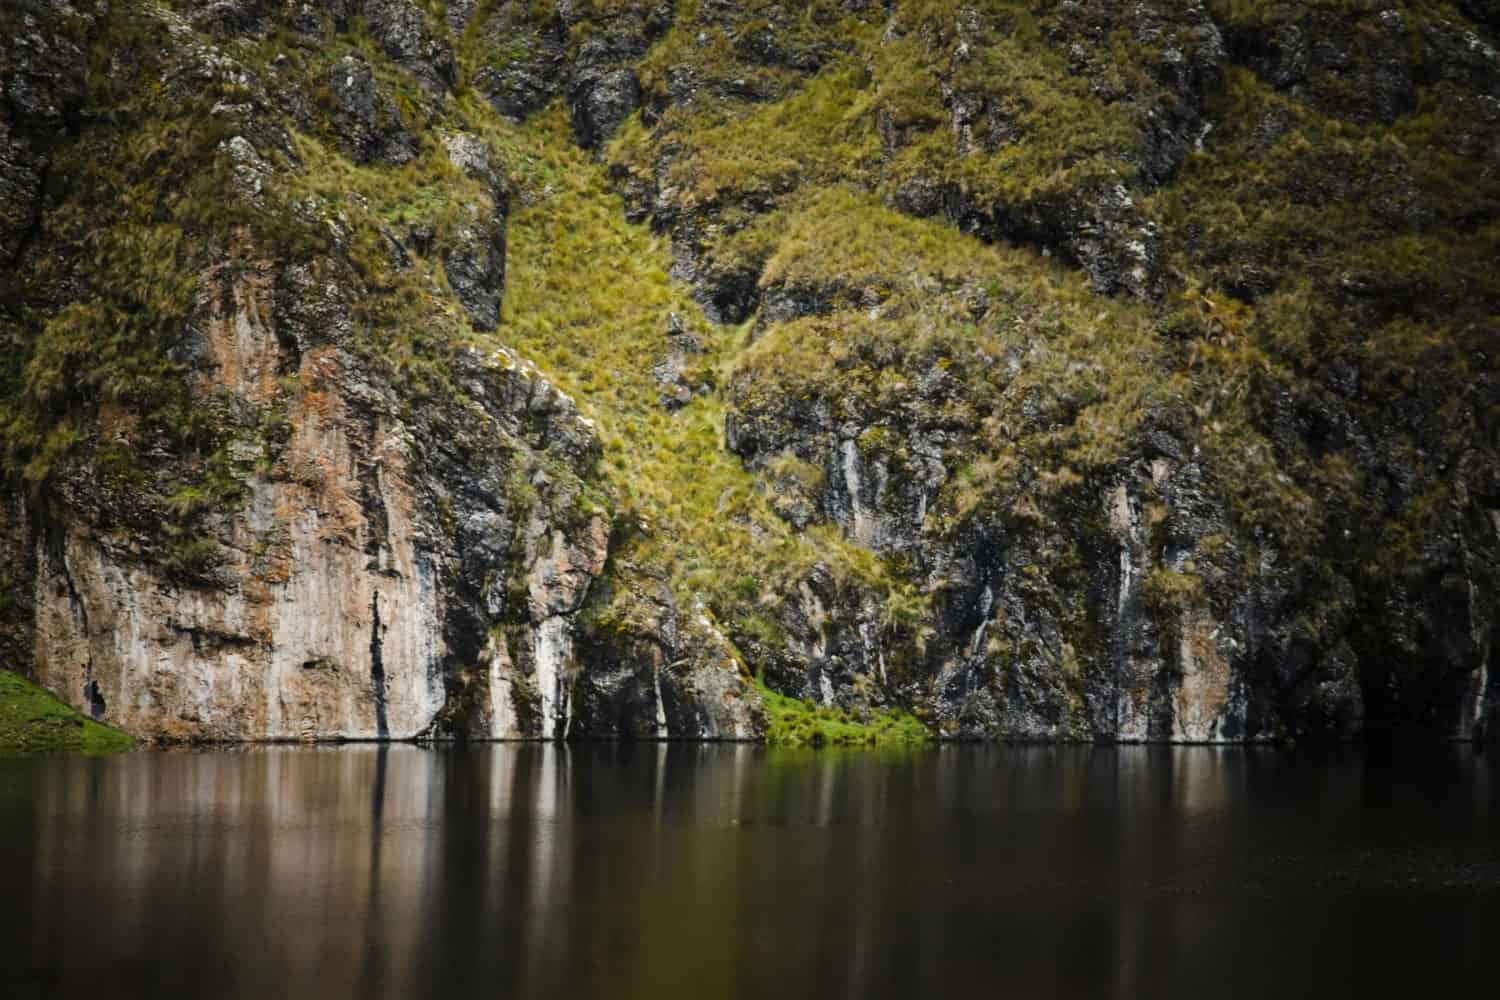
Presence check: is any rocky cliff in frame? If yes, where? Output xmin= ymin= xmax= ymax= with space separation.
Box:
xmin=1 ymin=0 xmax=1495 ymax=743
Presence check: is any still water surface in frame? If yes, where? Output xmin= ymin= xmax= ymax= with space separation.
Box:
xmin=1 ymin=744 xmax=1496 ymax=998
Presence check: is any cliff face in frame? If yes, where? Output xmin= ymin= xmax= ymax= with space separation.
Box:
xmin=0 ymin=0 xmax=759 ymax=742
xmin=0 ymin=1 xmax=1495 ymax=743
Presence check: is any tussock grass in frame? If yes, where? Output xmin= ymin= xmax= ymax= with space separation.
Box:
xmin=467 ymin=104 xmax=914 ymax=630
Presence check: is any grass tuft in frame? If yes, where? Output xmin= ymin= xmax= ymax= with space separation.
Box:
xmin=760 ymin=683 xmax=931 ymax=747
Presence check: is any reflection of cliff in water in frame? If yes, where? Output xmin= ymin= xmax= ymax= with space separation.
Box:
xmin=6 ymin=745 xmax=1499 ymax=998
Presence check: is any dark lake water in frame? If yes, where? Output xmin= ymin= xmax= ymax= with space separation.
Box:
xmin=1 ymin=744 xmax=1497 ymax=999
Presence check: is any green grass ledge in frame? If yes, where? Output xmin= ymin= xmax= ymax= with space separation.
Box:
xmin=0 ymin=669 xmax=133 ymax=756
xmin=759 ymin=682 xmax=932 ymax=747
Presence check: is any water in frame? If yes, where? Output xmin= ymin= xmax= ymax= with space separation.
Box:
xmin=1 ymin=744 xmax=1496 ymax=999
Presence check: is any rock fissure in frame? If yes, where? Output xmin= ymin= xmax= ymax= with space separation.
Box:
xmin=370 ymin=591 xmax=389 ymax=739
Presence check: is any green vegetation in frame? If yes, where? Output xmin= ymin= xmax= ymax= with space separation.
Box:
xmin=877 ymin=1 xmax=1145 ymax=205
xmin=1146 ymin=58 xmax=1500 ymax=562
xmin=760 ymin=683 xmax=931 ymax=747
xmin=466 ymin=103 xmax=923 ymax=647
xmin=1139 ymin=567 xmax=1206 ymax=617
xmin=276 ymin=129 xmax=491 ymax=404
xmin=0 ymin=2 xmax=306 ymax=580
xmin=611 ymin=0 xmax=1181 ymax=228
xmin=724 ymin=186 xmax=1190 ymax=531
xmin=0 ymin=669 xmax=132 ymax=756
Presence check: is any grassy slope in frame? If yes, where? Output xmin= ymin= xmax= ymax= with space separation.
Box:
xmin=476 ymin=108 xmax=860 ymax=598
xmin=460 ymin=103 xmax=929 ymax=742
xmin=0 ymin=669 xmax=132 ymax=755
xmin=12 ymin=2 xmax=1488 ymax=743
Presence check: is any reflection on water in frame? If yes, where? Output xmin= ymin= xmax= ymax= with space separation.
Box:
xmin=1 ymin=744 xmax=1497 ymax=999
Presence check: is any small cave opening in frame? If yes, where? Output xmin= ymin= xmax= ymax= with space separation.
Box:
xmin=84 ymin=678 xmax=106 ymax=719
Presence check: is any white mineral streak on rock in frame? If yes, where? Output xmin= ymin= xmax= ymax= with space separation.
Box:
xmin=1482 ymin=510 xmax=1500 ymax=738
xmin=1462 ymin=525 xmax=1493 ymax=740
xmin=680 ymin=610 xmax=761 ymax=740
xmin=856 ymin=617 xmax=888 ymax=686
xmin=653 ymin=659 xmax=669 ymax=739
xmin=514 ymin=520 xmax=609 ymax=740
xmin=533 ymin=616 xmax=572 ymax=741
xmin=969 ymin=585 xmax=994 ymax=656
xmin=484 ymin=634 xmax=521 ymax=738
xmin=841 ymin=438 xmax=874 ymax=547
xmin=1468 ymin=648 xmax=1488 ymax=741
xmin=1109 ymin=484 xmax=1149 ymax=742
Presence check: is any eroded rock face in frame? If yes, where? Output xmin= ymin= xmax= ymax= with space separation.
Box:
xmin=570 ymin=581 xmax=764 ymax=740
xmin=567 ymin=2 xmax=672 ymax=148
xmin=467 ymin=0 xmax=671 ymax=146
xmin=726 ymin=312 xmax=1496 ymax=742
xmin=21 ymin=254 xmax=609 ymax=742
xmin=442 ymin=222 xmax=507 ymax=330
xmin=1223 ymin=6 xmax=1416 ymax=124
xmin=470 ymin=0 xmax=569 ymax=121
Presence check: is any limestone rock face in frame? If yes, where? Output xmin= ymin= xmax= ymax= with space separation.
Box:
xmin=19 ymin=252 xmax=607 ymax=741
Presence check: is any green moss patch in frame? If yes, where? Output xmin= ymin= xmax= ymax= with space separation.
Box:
xmin=760 ymin=683 xmax=931 ymax=747
xmin=0 ymin=669 xmax=132 ymax=756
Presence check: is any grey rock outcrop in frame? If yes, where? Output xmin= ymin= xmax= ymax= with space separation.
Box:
xmin=443 ymin=221 xmax=507 ymax=330
xmin=0 ymin=0 xmax=94 ymax=262
xmin=1223 ymin=6 xmax=1415 ymax=124
xmin=468 ymin=0 xmax=671 ymax=147
xmin=470 ymin=1 xmax=569 ymax=121
xmin=439 ymin=132 xmax=510 ymax=330
xmin=326 ymin=54 xmax=417 ymax=165
xmin=361 ymin=0 xmax=456 ymax=94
